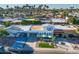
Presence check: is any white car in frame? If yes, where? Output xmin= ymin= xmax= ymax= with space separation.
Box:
xmin=56 ymin=41 xmax=72 ymax=50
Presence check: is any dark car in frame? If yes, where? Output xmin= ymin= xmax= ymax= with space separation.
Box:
xmin=8 ymin=42 xmax=34 ymax=54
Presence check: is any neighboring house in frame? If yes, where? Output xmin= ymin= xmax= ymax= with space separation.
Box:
xmin=0 ymin=18 xmax=16 ymax=22
xmin=35 ymin=16 xmax=48 ymax=20
xmin=12 ymin=20 xmax=22 ymax=23
xmin=6 ymin=25 xmax=32 ymax=35
xmin=0 ymin=18 xmax=22 ymax=23
xmin=69 ymin=12 xmax=79 ymax=17
xmin=50 ymin=18 xmax=68 ymax=24
xmin=24 ymin=18 xmax=35 ymax=21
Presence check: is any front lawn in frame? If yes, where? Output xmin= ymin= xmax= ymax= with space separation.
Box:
xmin=38 ymin=42 xmax=55 ymax=48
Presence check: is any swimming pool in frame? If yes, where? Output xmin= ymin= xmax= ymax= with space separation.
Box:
xmin=16 ymin=37 xmax=28 ymax=42
xmin=9 ymin=42 xmax=34 ymax=54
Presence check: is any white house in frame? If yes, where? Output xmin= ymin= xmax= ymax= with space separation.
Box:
xmin=50 ymin=18 xmax=67 ymax=24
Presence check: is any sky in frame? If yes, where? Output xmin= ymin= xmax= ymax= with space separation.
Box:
xmin=0 ymin=4 xmax=79 ymax=9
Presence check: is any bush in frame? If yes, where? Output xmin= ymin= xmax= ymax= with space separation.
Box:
xmin=21 ymin=20 xmax=42 ymax=25
xmin=0 ymin=29 xmax=9 ymax=37
xmin=2 ymin=21 xmax=13 ymax=27
xmin=38 ymin=42 xmax=55 ymax=48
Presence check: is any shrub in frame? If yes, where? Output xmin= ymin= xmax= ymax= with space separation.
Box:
xmin=38 ymin=42 xmax=55 ymax=48
xmin=0 ymin=29 xmax=9 ymax=37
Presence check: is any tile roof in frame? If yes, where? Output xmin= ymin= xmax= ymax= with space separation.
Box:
xmin=31 ymin=25 xmax=43 ymax=30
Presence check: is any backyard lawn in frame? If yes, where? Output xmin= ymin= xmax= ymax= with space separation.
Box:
xmin=38 ymin=42 xmax=55 ymax=48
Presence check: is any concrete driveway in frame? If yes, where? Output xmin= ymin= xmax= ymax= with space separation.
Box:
xmin=26 ymin=42 xmax=79 ymax=54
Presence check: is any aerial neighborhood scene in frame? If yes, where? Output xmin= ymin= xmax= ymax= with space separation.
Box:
xmin=0 ymin=4 xmax=79 ymax=54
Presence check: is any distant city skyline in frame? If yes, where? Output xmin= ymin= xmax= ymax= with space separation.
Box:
xmin=0 ymin=4 xmax=79 ymax=9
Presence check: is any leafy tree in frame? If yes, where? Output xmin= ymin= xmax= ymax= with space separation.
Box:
xmin=21 ymin=20 xmax=32 ymax=25
xmin=31 ymin=20 xmax=42 ymax=24
xmin=68 ymin=16 xmax=77 ymax=25
xmin=21 ymin=20 xmax=42 ymax=25
xmin=75 ymin=20 xmax=79 ymax=24
xmin=2 ymin=21 xmax=13 ymax=27
xmin=0 ymin=29 xmax=9 ymax=38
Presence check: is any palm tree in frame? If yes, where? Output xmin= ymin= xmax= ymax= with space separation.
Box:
xmin=6 ymin=5 xmax=9 ymax=9
xmin=38 ymin=4 xmax=43 ymax=9
xmin=14 ymin=6 xmax=21 ymax=11
xmin=37 ymin=4 xmax=43 ymax=15
xmin=52 ymin=9 xmax=58 ymax=18
xmin=70 ymin=6 xmax=74 ymax=12
xmin=0 ymin=28 xmax=9 ymax=38
xmin=0 ymin=7 xmax=4 ymax=18
xmin=44 ymin=5 xmax=49 ymax=10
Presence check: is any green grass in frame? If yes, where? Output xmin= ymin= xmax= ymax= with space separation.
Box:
xmin=38 ymin=42 xmax=55 ymax=48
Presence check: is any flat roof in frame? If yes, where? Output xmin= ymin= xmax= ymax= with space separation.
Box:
xmin=7 ymin=25 xmax=31 ymax=31
xmin=53 ymin=25 xmax=77 ymax=30
xmin=50 ymin=18 xmax=67 ymax=23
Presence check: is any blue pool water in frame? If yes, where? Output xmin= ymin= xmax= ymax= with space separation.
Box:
xmin=12 ymin=42 xmax=25 ymax=49
xmin=9 ymin=36 xmax=34 ymax=54
xmin=9 ymin=42 xmax=34 ymax=54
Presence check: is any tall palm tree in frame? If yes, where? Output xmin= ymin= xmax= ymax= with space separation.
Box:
xmin=70 ymin=6 xmax=74 ymax=12
xmin=52 ymin=9 xmax=58 ymax=18
xmin=0 ymin=7 xmax=4 ymax=18
xmin=37 ymin=4 xmax=44 ymax=15
xmin=6 ymin=5 xmax=9 ymax=9
xmin=44 ymin=5 xmax=49 ymax=10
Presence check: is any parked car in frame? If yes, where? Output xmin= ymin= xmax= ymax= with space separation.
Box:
xmin=56 ymin=41 xmax=73 ymax=50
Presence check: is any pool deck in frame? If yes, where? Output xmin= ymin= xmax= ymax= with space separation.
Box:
xmin=26 ymin=42 xmax=79 ymax=54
